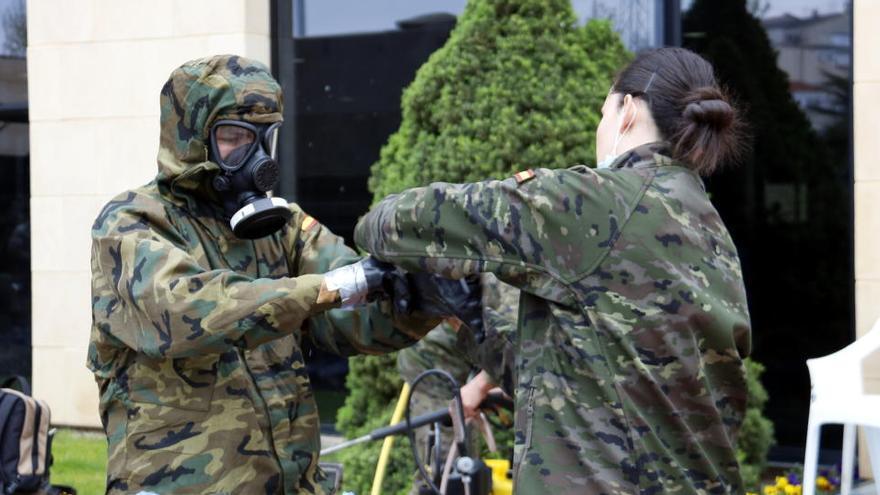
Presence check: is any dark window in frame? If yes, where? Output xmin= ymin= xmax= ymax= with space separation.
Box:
xmin=683 ymin=0 xmax=854 ymax=460
xmin=0 ymin=55 xmax=30 ymax=381
xmin=292 ymin=21 xmax=457 ymax=243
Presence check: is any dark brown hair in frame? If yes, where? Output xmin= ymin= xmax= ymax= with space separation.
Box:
xmin=612 ymin=47 xmax=745 ymax=176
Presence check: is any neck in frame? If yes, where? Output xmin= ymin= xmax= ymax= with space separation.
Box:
xmin=616 ymin=125 xmax=662 ymax=156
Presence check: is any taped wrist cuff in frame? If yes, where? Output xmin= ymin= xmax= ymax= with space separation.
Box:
xmin=323 ymin=262 xmax=369 ymax=308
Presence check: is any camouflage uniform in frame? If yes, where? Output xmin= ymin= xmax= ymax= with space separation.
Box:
xmin=356 ymin=142 xmax=752 ymax=494
xmin=398 ymin=274 xmax=519 ymax=394
xmin=88 ymin=55 xmax=436 ymax=495
xmin=398 ymin=275 xmax=519 ymax=494
xmin=468 ymin=275 xmax=520 ymax=395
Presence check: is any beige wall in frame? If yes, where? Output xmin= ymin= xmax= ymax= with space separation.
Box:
xmin=27 ymin=0 xmax=271 ymax=427
xmin=854 ymin=0 xmax=880 ymax=478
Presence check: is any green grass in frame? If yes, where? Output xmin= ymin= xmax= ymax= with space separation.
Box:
xmin=51 ymin=429 xmax=107 ymax=495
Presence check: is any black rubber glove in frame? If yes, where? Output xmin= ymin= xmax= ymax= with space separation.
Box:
xmin=361 ymin=257 xmax=400 ymax=300
xmin=400 ymin=273 xmax=485 ymax=343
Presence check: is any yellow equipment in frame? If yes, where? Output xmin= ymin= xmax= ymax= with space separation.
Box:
xmin=485 ymin=459 xmax=512 ymax=495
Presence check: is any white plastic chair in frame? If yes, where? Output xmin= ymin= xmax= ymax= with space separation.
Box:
xmin=803 ymin=317 xmax=880 ymax=495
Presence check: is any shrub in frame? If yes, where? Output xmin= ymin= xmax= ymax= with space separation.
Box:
xmin=739 ymin=358 xmax=776 ymax=490
xmin=368 ymin=0 xmax=630 ymax=199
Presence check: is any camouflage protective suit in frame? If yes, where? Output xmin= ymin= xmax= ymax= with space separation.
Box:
xmin=356 ymin=142 xmax=752 ymax=494
xmin=88 ymin=55 xmax=437 ymax=495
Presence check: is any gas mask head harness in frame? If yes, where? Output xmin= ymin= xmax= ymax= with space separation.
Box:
xmin=208 ymin=119 xmax=292 ymax=239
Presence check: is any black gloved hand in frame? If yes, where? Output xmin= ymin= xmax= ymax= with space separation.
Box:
xmin=361 ymin=257 xmax=401 ymax=300
xmin=400 ymin=273 xmax=485 ymax=343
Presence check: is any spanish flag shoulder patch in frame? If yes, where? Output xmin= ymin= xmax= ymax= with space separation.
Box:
xmin=301 ymin=215 xmax=319 ymax=232
xmin=514 ymin=169 xmax=536 ymax=184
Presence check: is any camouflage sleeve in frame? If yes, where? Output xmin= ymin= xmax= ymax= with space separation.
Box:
xmin=302 ymin=301 xmax=439 ymax=357
xmin=398 ymin=322 xmax=474 ymax=385
xmin=454 ymin=274 xmax=519 ymax=395
xmin=355 ymin=170 xmax=600 ymax=305
xmin=91 ymin=197 xmax=336 ymax=359
xmin=290 ymin=209 xmax=441 ymax=356
xmin=470 ymin=307 xmax=516 ymax=395
xmin=355 ymin=177 xmax=543 ymax=300
xmin=355 ymin=167 xmax=644 ymax=305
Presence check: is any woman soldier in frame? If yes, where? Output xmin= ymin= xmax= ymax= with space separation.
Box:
xmin=355 ymin=47 xmax=752 ymax=494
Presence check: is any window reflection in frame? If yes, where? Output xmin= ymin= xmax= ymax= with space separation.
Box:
xmin=298 ymin=0 xmax=466 ymax=37
xmin=573 ymin=0 xmax=663 ymax=51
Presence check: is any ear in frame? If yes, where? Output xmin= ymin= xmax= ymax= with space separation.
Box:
xmin=619 ymin=94 xmax=639 ymax=132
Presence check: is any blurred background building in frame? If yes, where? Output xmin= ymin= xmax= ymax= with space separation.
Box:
xmin=764 ymin=8 xmax=851 ymax=131
xmin=0 ymin=0 xmax=875 ymax=476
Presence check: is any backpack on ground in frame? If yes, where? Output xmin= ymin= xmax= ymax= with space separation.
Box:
xmin=0 ymin=376 xmax=73 ymax=495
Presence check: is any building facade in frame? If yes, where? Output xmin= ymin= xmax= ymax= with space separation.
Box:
xmin=24 ymin=0 xmax=272 ymax=427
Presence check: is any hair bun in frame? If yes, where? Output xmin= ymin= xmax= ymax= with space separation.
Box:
xmin=682 ymin=87 xmax=734 ymax=130
xmin=683 ymin=100 xmax=734 ymax=129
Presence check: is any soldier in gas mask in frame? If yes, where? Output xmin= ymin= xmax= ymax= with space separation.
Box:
xmin=88 ymin=54 xmax=478 ymax=494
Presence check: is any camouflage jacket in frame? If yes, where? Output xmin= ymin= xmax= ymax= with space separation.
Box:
xmin=88 ymin=55 xmax=435 ymax=495
xmin=356 ymin=142 xmax=752 ymax=494
xmin=398 ymin=275 xmax=520 ymax=395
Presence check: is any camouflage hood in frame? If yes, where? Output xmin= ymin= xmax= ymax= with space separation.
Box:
xmin=156 ymin=54 xmax=283 ymax=199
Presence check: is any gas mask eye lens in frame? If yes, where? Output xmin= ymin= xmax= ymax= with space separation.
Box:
xmin=214 ymin=124 xmax=256 ymax=168
xmin=264 ymin=123 xmax=281 ymax=160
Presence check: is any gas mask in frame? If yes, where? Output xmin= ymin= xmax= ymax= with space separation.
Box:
xmin=209 ymin=119 xmax=292 ymax=239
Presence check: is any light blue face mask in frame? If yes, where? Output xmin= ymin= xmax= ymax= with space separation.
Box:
xmin=597 ymin=153 xmax=616 ymax=170
xmin=598 ymin=101 xmax=639 ymax=169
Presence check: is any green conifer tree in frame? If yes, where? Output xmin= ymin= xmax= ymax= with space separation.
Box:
xmin=369 ymin=0 xmax=629 ymax=198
